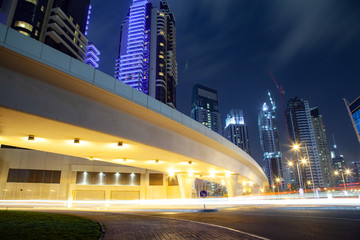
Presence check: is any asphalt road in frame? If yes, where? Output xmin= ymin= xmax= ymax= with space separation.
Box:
xmin=37 ymin=206 xmax=360 ymax=240
xmin=139 ymin=207 xmax=360 ymax=240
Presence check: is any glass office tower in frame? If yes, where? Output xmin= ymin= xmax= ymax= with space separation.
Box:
xmin=191 ymin=84 xmax=222 ymax=135
xmin=225 ymin=109 xmax=251 ymax=155
xmin=344 ymin=96 xmax=360 ymax=143
xmin=115 ymin=0 xmax=177 ymax=108
xmin=258 ymin=91 xmax=284 ymax=190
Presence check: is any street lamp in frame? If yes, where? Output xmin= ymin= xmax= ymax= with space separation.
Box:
xmin=287 ymin=161 xmax=302 ymax=190
xmin=276 ymin=178 xmax=281 ymax=194
xmin=292 ymin=142 xmax=316 ymax=193
xmin=334 ymin=169 xmax=351 ymax=192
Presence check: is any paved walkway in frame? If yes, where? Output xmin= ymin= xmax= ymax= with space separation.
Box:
xmin=61 ymin=211 xmax=264 ymax=240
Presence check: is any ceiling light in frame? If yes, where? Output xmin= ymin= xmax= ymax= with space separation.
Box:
xmin=28 ymin=135 xmax=35 ymax=141
xmin=118 ymin=141 xmax=123 ymax=147
xmin=74 ymin=138 xmax=80 ymax=144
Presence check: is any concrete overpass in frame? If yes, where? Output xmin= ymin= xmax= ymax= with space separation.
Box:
xmin=0 ymin=24 xmax=268 ymax=199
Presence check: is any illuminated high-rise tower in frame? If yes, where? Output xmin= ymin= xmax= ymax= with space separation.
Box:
xmin=286 ymin=97 xmax=329 ymax=189
xmin=224 ymin=109 xmax=251 ymax=155
xmin=115 ymin=0 xmax=177 ymax=108
xmin=0 ymin=0 xmax=99 ymax=68
xmin=191 ymin=84 xmax=222 ymax=135
xmin=258 ymin=91 xmax=284 ymax=190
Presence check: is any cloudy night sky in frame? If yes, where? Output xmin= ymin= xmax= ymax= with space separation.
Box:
xmin=87 ymin=0 xmax=360 ymax=165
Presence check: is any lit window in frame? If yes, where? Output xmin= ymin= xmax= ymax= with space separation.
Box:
xmin=159 ymin=12 xmax=165 ymax=17
xmin=40 ymin=5 xmax=44 ymax=12
xmin=159 ymin=55 xmax=164 ymax=59
xmin=159 ymin=31 xmax=165 ymax=35
xmin=35 ymin=30 xmax=39 ymax=36
xmin=18 ymin=30 xmax=30 ymax=36
xmin=69 ymin=16 xmax=73 ymax=22
xmin=14 ymin=21 xmax=33 ymax=32
xmin=159 ymin=72 xmax=164 ymax=76
xmin=159 ymin=63 xmax=164 ymax=67
xmin=160 ymin=42 xmax=164 ymax=47
xmin=37 ymin=21 xmax=40 ymax=27
xmin=25 ymin=0 xmax=38 ymax=5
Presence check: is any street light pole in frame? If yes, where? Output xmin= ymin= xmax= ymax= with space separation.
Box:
xmin=304 ymin=142 xmax=316 ymax=193
xmin=288 ymin=161 xmax=302 ymax=190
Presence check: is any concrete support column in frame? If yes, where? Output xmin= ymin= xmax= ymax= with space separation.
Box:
xmin=177 ymin=174 xmax=193 ymax=199
xmin=225 ymin=175 xmax=239 ymax=198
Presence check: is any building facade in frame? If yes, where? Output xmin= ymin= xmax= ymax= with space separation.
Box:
xmin=258 ymin=91 xmax=284 ymax=190
xmin=309 ymin=107 xmax=334 ymax=188
xmin=114 ymin=0 xmax=177 ymax=108
xmin=344 ymin=96 xmax=360 ymax=143
xmin=330 ymin=135 xmax=348 ymax=187
xmin=0 ymin=0 xmax=99 ymax=67
xmin=191 ymin=84 xmax=222 ymax=135
xmin=225 ymin=109 xmax=251 ymax=155
xmin=286 ymin=97 xmax=325 ymax=189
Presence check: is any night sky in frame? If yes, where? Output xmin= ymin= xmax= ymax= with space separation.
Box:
xmin=87 ymin=0 xmax=360 ymax=166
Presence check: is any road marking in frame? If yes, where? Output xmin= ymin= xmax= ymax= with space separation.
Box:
xmin=132 ymin=213 xmax=270 ymax=240
xmin=166 ymin=217 xmax=271 ymax=240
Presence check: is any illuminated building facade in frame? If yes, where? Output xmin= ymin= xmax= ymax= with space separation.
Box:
xmin=286 ymin=97 xmax=325 ymax=189
xmin=258 ymin=91 xmax=284 ymax=190
xmin=115 ymin=0 xmax=177 ymax=108
xmin=344 ymin=96 xmax=360 ymax=143
xmin=330 ymin=135 xmax=348 ymax=186
xmin=191 ymin=84 xmax=222 ymax=135
xmin=224 ymin=109 xmax=251 ymax=155
xmin=0 ymin=0 xmax=99 ymax=67
xmin=310 ymin=107 xmax=334 ymax=188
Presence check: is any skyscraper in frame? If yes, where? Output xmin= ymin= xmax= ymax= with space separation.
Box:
xmin=310 ymin=107 xmax=333 ymax=188
xmin=115 ymin=0 xmax=177 ymax=108
xmin=287 ymin=97 xmax=326 ymax=189
xmin=258 ymin=91 xmax=284 ymax=190
xmin=190 ymin=84 xmax=222 ymax=135
xmin=224 ymin=109 xmax=251 ymax=155
xmin=0 ymin=0 xmax=99 ymax=67
xmin=344 ymin=96 xmax=360 ymax=143
xmin=330 ymin=135 xmax=347 ymax=186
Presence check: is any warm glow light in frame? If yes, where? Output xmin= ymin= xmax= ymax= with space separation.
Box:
xmin=276 ymin=178 xmax=280 ymax=182
xmin=74 ymin=138 xmax=80 ymax=144
xmin=114 ymin=158 xmax=133 ymax=163
xmin=221 ymin=180 xmax=225 ymax=185
xmin=225 ymin=171 xmax=231 ymax=177
xmin=334 ymin=171 xmax=339 ymax=175
xmin=345 ymin=169 xmax=351 ymax=175
xmin=28 ymin=135 xmax=35 ymax=141
xmin=210 ymin=170 xmax=215 ymax=178
xmin=188 ymin=170 xmax=194 ymax=177
xmin=301 ymin=159 xmax=307 ymax=164
xmin=117 ymin=141 xmax=123 ymax=147
xmin=288 ymin=161 xmax=294 ymax=167
xmin=293 ymin=144 xmax=299 ymax=150
xmin=89 ymin=156 xmax=94 ymax=161
xmin=168 ymin=169 xmax=175 ymax=177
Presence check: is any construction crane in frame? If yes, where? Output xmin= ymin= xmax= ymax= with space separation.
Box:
xmin=268 ymin=70 xmax=290 ymax=140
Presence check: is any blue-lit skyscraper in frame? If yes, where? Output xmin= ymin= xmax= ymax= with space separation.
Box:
xmin=344 ymin=96 xmax=360 ymax=143
xmin=224 ymin=109 xmax=251 ymax=155
xmin=258 ymin=91 xmax=284 ymax=190
xmin=115 ymin=0 xmax=177 ymax=108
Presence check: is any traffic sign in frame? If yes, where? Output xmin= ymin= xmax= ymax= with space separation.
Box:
xmin=200 ymin=190 xmax=207 ymax=198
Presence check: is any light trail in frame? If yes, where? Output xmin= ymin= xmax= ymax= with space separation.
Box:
xmin=0 ymin=194 xmax=359 ymax=210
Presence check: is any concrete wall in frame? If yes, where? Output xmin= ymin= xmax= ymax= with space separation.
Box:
xmin=0 ymin=148 xmax=182 ymax=200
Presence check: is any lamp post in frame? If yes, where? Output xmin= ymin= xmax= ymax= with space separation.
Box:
xmin=276 ymin=178 xmax=281 ymax=195
xmin=288 ymin=161 xmax=302 ymax=190
xmin=293 ymin=143 xmax=316 ymax=193
xmin=334 ymin=169 xmax=351 ymax=192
